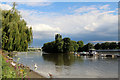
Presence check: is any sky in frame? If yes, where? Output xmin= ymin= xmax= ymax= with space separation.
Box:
xmin=1 ymin=0 xmax=120 ymax=2
xmin=0 ymin=2 xmax=118 ymax=47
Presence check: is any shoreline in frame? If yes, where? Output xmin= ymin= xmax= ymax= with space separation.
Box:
xmin=25 ymin=68 xmax=46 ymax=78
xmin=1 ymin=50 xmax=46 ymax=79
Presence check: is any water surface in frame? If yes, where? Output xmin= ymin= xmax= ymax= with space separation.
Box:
xmin=13 ymin=52 xmax=118 ymax=78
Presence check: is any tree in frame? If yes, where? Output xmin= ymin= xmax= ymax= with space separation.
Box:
xmin=101 ymin=42 xmax=110 ymax=49
xmin=82 ymin=43 xmax=94 ymax=52
xmin=55 ymin=34 xmax=62 ymax=40
xmin=71 ymin=40 xmax=79 ymax=52
xmin=63 ymin=37 xmax=71 ymax=53
xmin=118 ymin=42 xmax=120 ymax=49
xmin=0 ymin=11 xmax=1 ymax=49
xmin=42 ymin=41 xmax=56 ymax=53
xmin=109 ymin=42 xmax=117 ymax=49
xmin=2 ymin=2 xmax=33 ymax=51
xmin=55 ymin=34 xmax=63 ymax=53
xmin=77 ymin=41 xmax=84 ymax=52
xmin=95 ymin=43 xmax=101 ymax=50
xmin=77 ymin=41 xmax=84 ymax=48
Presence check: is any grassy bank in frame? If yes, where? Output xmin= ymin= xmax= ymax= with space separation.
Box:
xmin=1 ymin=51 xmax=45 ymax=79
xmin=1 ymin=55 xmax=28 ymax=79
xmin=2 ymin=56 xmax=18 ymax=79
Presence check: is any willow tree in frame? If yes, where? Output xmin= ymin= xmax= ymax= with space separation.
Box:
xmin=2 ymin=2 xmax=33 ymax=51
xmin=0 ymin=9 xmax=1 ymax=49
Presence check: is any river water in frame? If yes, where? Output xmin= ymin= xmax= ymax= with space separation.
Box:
xmin=13 ymin=52 xmax=118 ymax=78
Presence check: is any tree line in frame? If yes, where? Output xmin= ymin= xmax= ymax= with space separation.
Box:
xmin=42 ymin=34 xmax=120 ymax=53
xmin=1 ymin=3 xmax=33 ymax=52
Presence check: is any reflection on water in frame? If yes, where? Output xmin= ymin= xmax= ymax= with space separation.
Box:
xmin=13 ymin=52 xmax=118 ymax=78
xmin=42 ymin=53 xmax=83 ymax=66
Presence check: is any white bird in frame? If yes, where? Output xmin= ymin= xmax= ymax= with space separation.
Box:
xmin=34 ymin=63 xmax=38 ymax=70
xmin=11 ymin=62 xmax=16 ymax=66
xmin=48 ymin=73 xmax=53 ymax=78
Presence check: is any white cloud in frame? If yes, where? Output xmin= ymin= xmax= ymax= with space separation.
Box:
xmin=84 ymin=22 xmax=98 ymax=31
xmin=0 ymin=3 xmax=12 ymax=10
xmin=28 ymin=24 xmax=61 ymax=32
xmin=74 ymin=5 xmax=97 ymax=13
xmin=8 ymin=4 xmax=117 ymax=40
xmin=18 ymin=2 xmax=52 ymax=6
xmin=100 ymin=4 xmax=110 ymax=10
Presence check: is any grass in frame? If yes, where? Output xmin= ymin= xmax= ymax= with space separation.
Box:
xmin=1 ymin=55 xmax=27 ymax=80
xmin=2 ymin=56 xmax=17 ymax=79
xmin=0 ymin=51 xmax=45 ymax=79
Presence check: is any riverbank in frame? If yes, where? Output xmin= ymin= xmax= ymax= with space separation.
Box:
xmin=1 ymin=50 xmax=46 ymax=79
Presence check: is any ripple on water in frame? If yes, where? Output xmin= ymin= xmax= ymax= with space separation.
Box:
xmin=13 ymin=52 xmax=118 ymax=78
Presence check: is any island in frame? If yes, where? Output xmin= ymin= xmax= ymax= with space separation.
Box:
xmin=42 ymin=34 xmax=120 ymax=53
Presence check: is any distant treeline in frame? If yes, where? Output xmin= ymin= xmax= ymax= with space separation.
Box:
xmin=42 ymin=34 xmax=120 ymax=53
xmin=1 ymin=3 xmax=33 ymax=51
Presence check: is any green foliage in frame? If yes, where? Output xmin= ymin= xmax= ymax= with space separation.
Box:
xmin=42 ymin=41 xmax=56 ymax=53
xmin=109 ymin=42 xmax=117 ymax=49
xmin=95 ymin=43 xmax=101 ymax=50
xmin=42 ymin=34 xmax=80 ymax=53
xmin=77 ymin=41 xmax=84 ymax=52
xmin=2 ymin=56 xmax=27 ymax=79
xmin=2 ymin=3 xmax=33 ymax=51
xmin=63 ymin=37 xmax=71 ymax=53
xmin=82 ymin=43 xmax=94 ymax=52
xmin=55 ymin=34 xmax=62 ymax=40
xmin=77 ymin=41 xmax=84 ymax=48
xmin=42 ymin=34 xmax=119 ymax=53
xmin=2 ymin=57 xmax=17 ymax=78
xmin=101 ymin=42 xmax=110 ymax=49
xmin=55 ymin=34 xmax=63 ymax=53
xmin=71 ymin=40 xmax=79 ymax=52
xmin=95 ymin=42 xmax=118 ymax=50
xmin=118 ymin=42 xmax=120 ymax=49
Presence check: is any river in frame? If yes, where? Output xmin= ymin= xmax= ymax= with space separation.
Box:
xmin=13 ymin=52 xmax=118 ymax=78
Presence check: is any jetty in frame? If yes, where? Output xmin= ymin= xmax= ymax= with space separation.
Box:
xmin=28 ymin=47 xmax=42 ymax=52
xmin=76 ymin=49 xmax=120 ymax=58
xmin=96 ymin=49 xmax=120 ymax=58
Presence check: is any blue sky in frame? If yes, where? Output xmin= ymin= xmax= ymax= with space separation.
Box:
xmin=17 ymin=2 xmax=117 ymax=14
xmin=0 ymin=2 xmax=118 ymax=47
xmin=1 ymin=0 xmax=120 ymax=2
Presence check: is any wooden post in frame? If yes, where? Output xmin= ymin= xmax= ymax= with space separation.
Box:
xmin=112 ymin=55 xmax=115 ymax=58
